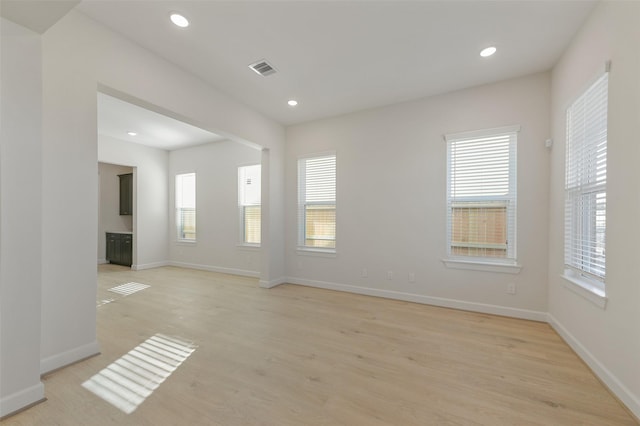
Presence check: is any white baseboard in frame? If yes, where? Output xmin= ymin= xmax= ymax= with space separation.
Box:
xmin=547 ymin=314 xmax=640 ymax=420
xmin=40 ymin=340 xmax=100 ymax=375
xmin=168 ymin=261 xmax=259 ymax=278
xmin=259 ymin=277 xmax=287 ymax=288
xmin=132 ymin=261 xmax=170 ymax=271
xmin=0 ymin=382 xmax=45 ymax=418
xmin=286 ymin=276 xmax=547 ymax=322
xmin=97 ymin=258 xmax=107 ymax=265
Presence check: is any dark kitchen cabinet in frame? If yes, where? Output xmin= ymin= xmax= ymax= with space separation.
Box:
xmin=106 ymin=232 xmax=132 ymax=266
xmin=119 ymin=173 xmax=133 ymax=215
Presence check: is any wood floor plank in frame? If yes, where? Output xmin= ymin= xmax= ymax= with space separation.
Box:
xmin=3 ymin=264 xmax=637 ymax=425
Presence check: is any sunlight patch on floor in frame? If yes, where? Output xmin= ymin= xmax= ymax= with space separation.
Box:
xmin=82 ymin=334 xmax=197 ymax=414
xmin=108 ymin=282 xmax=150 ymax=296
xmin=97 ymin=298 xmax=116 ymax=307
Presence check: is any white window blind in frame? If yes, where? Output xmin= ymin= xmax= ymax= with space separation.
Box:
xmin=238 ymin=164 xmax=261 ymax=245
xmin=446 ymin=126 xmax=518 ymax=260
xmin=564 ymin=72 xmax=608 ymax=285
xmin=298 ymin=154 xmax=336 ymax=250
xmin=176 ymin=173 xmax=196 ymax=241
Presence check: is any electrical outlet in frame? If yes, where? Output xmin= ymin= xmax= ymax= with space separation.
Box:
xmin=361 ymin=268 xmax=368 ymax=278
xmin=507 ymin=282 xmax=517 ymax=295
xmin=408 ymin=272 xmax=415 ymax=283
xmin=387 ymin=271 xmax=393 ymax=280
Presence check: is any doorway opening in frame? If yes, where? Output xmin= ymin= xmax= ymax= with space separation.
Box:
xmin=98 ymin=162 xmax=135 ymax=268
xmin=96 ymin=89 xmax=263 ymax=276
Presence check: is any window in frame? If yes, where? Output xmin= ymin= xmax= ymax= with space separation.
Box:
xmin=298 ymin=154 xmax=336 ymax=251
xmin=238 ymin=164 xmax=261 ymax=245
xmin=175 ymin=173 xmax=196 ymax=241
xmin=446 ymin=126 xmax=518 ymax=262
xmin=564 ymin=72 xmax=608 ymax=294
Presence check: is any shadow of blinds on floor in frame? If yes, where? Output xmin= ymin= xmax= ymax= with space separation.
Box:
xmin=82 ymin=334 xmax=197 ymax=414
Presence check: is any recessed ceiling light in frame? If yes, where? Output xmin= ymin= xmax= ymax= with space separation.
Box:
xmin=170 ymin=13 xmax=189 ymax=28
xmin=288 ymin=100 xmax=298 ymax=107
xmin=480 ymin=46 xmax=497 ymax=57
xmin=127 ymin=131 xmax=137 ymax=136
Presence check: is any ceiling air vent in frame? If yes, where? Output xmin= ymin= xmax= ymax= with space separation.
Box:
xmin=249 ymin=59 xmax=277 ymax=77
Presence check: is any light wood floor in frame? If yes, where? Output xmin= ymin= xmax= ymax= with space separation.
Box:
xmin=4 ymin=265 xmax=637 ymax=425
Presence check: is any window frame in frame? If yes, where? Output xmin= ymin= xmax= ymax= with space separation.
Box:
xmin=175 ymin=172 xmax=196 ymax=243
xmin=562 ymin=71 xmax=609 ymax=303
xmin=444 ymin=125 xmax=520 ymax=270
xmin=238 ymin=164 xmax=261 ymax=247
xmin=297 ymin=152 xmax=337 ymax=254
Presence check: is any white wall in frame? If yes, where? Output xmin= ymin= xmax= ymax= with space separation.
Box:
xmin=168 ymin=141 xmax=262 ymax=276
xmin=97 ymin=162 xmax=133 ymax=263
xmin=98 ymin=136 xmax=168 ymax=269
xmin=285 ymin=72 xmax=551 ymax=320
xmin=38 ymin=8 xmax=285 ymax=378
xmin=41 ymin=14 xmax=100 ymax=374
xmin=548 ymin=1 xmax=640 ymax=418
xmin=0 ymin=18 xmax=45 ymax=416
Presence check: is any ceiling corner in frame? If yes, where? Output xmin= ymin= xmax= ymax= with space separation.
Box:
xmin=0 ymin=0 xmax=80 ymax=34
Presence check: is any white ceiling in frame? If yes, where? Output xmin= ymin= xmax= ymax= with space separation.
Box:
xmin=97 ymin=93 xmax=224 ymax=151
xmin=0 ymin=0 xmax=79 ymax=33
xmin=77 ymin=0 xmax=596 ymax=126
xmin=3 ymin=0 xmax=598 ymax=141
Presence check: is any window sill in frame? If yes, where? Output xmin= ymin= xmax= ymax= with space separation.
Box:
xmin=175 ymin=240 xmax=197 ymax=245
xmin=442 ymin=258 xmax=522 ymax=274
xmin=237 ymin=243 xmax=260 ymax=251
xmin=297 ymin=247 xmax=337 ymax=258
xmin=561 ymin=271 xmax=607 ymax=309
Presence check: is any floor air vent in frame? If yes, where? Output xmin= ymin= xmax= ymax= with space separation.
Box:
xmin=249 ymin=59 xmax=277 ymax=77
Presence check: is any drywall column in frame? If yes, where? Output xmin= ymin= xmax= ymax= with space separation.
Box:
xmin=40 ymin=12 xmax=100 ymax=374
xmin=0 ymin=18 xmax=45 ymax=416
xmin=260 ymin=147 xmax=286 ymax=287
xmin=260 ymin=148 xmax=273 ymax=286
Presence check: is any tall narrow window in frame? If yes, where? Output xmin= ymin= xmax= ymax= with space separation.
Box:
xmin=564 ymin=72 xmax=608 ymax=294
xmin=298 ymin=154 xmax=336 ymax=250
xmin=175 ymin=173 xmax=196 ymax=241
xmin=238 ymin=164 xmax=261 ymax=245
xmin=446 ymin=126 xmax=518 ymax=261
